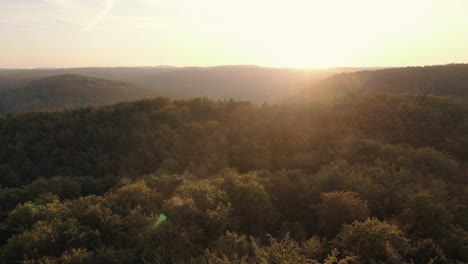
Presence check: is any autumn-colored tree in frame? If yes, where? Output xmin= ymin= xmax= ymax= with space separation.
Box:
xmin=332 ymin=218 xmax=409 ymax=263
xmin=317 ymin=191 xmax=370 ymax=236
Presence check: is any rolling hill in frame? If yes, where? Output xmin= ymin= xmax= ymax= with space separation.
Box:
xmin=0 ymin=75 xmax=32 ymax=92
xmin=0 ymin=66 xmax=370 ymax=102
xmin=295 ymin=64 xmax=468 ymax=102
xmin=0 ymin=74 xmax=155 ymax=114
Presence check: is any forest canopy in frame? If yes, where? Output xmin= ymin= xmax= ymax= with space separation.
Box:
xmin=0 ymin=92 xmax=467 ymax=263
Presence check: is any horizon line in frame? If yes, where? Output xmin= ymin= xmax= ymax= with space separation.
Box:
xmin=0 ymin=63 xmax=467 ymax=71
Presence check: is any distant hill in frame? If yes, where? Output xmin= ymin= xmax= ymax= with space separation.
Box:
xmin=128 ymin=66 xmax=322 ymax=102
xmin=0 ymin=66 xmax=370 ymax=102
xmin=0 ymin=75 xmax=32 ymax=92
xmin=0 ymin=74 xmax=155 ymax=114
xmin=294 ymin=64 xmax=468 ymax=102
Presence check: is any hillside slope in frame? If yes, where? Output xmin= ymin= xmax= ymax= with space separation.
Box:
xmin=0 ymin=75 xmax=32 ymax=92
xmin=0 ymin=74 xmax=155 ymax=114
xmin=0 ymin=66 xmax=370 ymax=102
xmin=295 ymin=64 xmax=468 ymax=102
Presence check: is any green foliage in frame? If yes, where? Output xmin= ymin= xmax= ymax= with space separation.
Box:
xmin=204 ymin=231 xmax=252 ymax=263
xmin=175 ymin=180 xmax=229 ymax=212
xmin=265 ymin=170 xmax=318 ymax=224
xmin=252 ymin=234 xmax=315 ymax=263
xmin=408 ymin=239 xmax=448 ymax=264
xmin=399 ymin=192 xmax=453 ymax=239
xmin=28 ymin=176 xmax=81 ymax=200
xmin=0 ymin=93 xmax=467 ymax=263
xmin=59 ymin=248 xmax=94 ymax=264
xmin=332 ymin=218 xmax=410 ymax=263
xmin=323 ymin=249 xmax=359 ymax=264
xmin=105 ymin=180 xmax=162 ymax=215
xmin=317 ymin=191 xmax=370 ymax=237
xmin=227 ymin=173 xmax=278 ymax=235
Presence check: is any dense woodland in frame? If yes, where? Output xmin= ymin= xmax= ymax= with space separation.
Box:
xmin=0 ymin=75 xmax=155 ymax=115
xmin=0 ymin=88 xmax=467 ymax=262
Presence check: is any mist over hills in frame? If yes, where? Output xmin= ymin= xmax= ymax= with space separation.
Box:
xmin=2 ymin=64 xmax=468 ymax=115
xmin=0 ymin=66 xmax=369 ymax=103
xmin=0 ymin=74 xmax=155 ymax=114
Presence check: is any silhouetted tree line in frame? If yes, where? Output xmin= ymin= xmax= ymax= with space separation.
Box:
xmin=0 ymin=94 xmax=467 ymax=263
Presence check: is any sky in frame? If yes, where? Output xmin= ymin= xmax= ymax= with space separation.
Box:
xmin=1 ymin=0 xmax=468 ymax=68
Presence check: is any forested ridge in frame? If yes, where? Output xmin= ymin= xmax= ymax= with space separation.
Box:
xmin=296 ymin=64 xmax=468 ymax=102
xmin=0 ymin=92 xmax=467 ymax=263
xmin=0 ymin=74 xmax=155 ymax=115
xmin=0 ymin=66 xmax=351 ymax=103
xmin=118 ymin=66 xmax=346 ymax=102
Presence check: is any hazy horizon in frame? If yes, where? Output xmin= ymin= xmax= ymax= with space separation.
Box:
xmin=0 ymin=63 xmax=461 ymax=71
xmin=2 ymin=0 xmax=468 ymax=68
xmin=1 ymin=2 xmax=468 ymax=263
